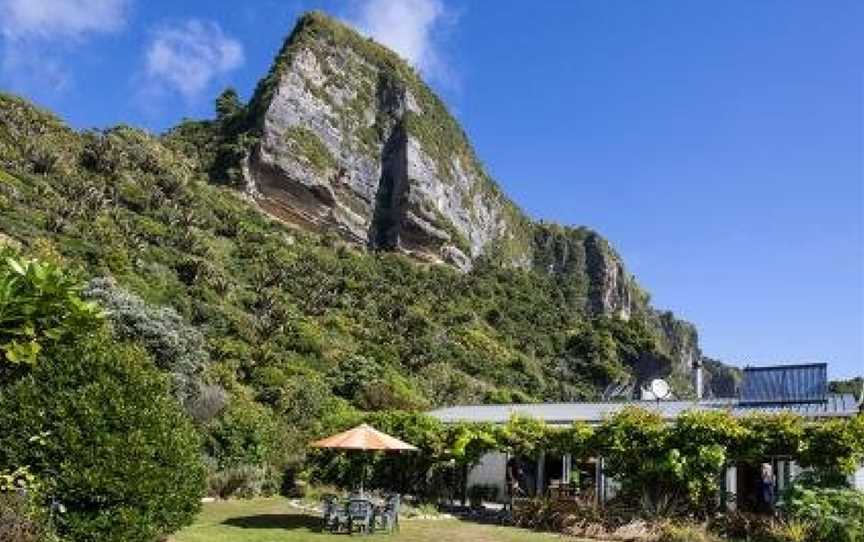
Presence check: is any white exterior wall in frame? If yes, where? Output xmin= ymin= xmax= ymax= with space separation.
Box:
xmin=605 ymin=475 xmax=620 ymax=501
xmin=466 ymin=452 xmax=507 ymax=503
xmin=725 ymin=466 xmax=737 ymax=511
xmin=851 ymin=464 xmax=864 ymax=491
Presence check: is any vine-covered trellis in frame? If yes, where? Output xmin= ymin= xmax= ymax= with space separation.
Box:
xmin=310 ymin=407 xmax=864 ymax=514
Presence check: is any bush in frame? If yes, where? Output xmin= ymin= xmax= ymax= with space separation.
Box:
xmin=781 ymin=486 xmax=864 ymax=542
xmin=0 ymin=333 xmax=206 ymax=542
xmin=207 ymin=465 xmax=268 ymax=499
xmin=0 ymin=251 xmax=102 ymax=380
xmin=658 ymin=522 xmax=719 ymax=542
xmin=204 ymin=398 xmax=285 ymax=471
xmin=0 ymin=468 xmax=59 ymax=542
xmin=83 ymin=277 xmax=212 ymax=408
xmin=512 ymin=497 xmax=601 ymax=532
xmin=0 ymin=491 xmax=57 ymax=542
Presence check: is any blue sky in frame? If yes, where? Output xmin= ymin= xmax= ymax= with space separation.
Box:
xmin=1 ymin=0 xmax=861 ymax=378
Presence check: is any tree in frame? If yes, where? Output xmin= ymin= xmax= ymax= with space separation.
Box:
xmin=215 ymin=88 xmax=243 ymax=121
xmin=0 ymin=333 xmax=206 ymax=542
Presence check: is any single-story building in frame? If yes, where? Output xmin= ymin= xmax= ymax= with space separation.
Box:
xmin=428 ymin=362 xmax=864 ymax=509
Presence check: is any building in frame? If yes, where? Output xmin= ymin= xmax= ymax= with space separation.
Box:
xmin=427 ymin=363 xmax=864 ymax=507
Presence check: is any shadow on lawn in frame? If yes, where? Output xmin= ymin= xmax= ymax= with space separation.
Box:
xmin=224 ymin=513 xmax=321 ymax=531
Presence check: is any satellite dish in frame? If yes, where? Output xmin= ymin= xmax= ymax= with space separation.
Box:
xmin=650 ymin=378 xmax=670 ymax=400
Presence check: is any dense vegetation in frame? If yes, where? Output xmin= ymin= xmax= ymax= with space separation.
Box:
xmin=0 ymin=88 xmax=713 ymax=490
xmin=0 ymin=253 xmax=205 ymax=541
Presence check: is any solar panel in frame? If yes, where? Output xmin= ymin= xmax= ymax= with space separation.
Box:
xmin=740 ymin=363 xmax=827 ymax=405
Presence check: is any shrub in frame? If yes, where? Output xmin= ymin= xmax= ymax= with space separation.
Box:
xmin=0 ymin=251 xmax=102 ymax=379
xmin=767 ymin=519 xmax=812 ymax=542
xmin=204 ymin=398 xmax=285 ymax=471
xmin=207 ymin=465 xmax=268 ymax=499
xmin=0 ymin=333 xmax=206 ymax=542
xmin=0 ymin=467 xmax=59 ymax=542
xmin=513 ymin=497 xmax=601 ymax=532
xmin=798 ymin=416 xmax=864 ymax=486
xmin=0 ymin=491 xmax=57 ymax=542
xmin=658 ymin=522 xmax=719 ymax=542
xmin=781 ymin=486 xmax=864 ymax=542
xmin=83 ymin=277 xmax=215 ymax=410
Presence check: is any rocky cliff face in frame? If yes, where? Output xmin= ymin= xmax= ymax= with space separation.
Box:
xmin=245 ymin=13 xmax=529 ymax=270
xmin=241 ymin=12 xmax=702 ymax=386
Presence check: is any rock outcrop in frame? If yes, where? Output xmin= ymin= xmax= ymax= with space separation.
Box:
xmin=245 ymin=12 xmax=529 ymax=270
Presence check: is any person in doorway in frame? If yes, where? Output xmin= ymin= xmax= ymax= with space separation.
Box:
xmin=759 ymin=463 xmax=776 ymax=515
xmin=505 ymin=456 xmax=525 ymax=508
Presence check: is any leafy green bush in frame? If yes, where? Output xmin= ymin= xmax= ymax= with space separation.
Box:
xmin=798 ymin=416 xmax=864 ymax=486
xmin=781 ymin=486 xmax=864 ymax=542
xmin=0 ymin=251 xmax=101 ymax=378
xmin=204 ymin=397 xmax=285 ymax=471
xmin=0 ymin=333 xmax=206 ymax=542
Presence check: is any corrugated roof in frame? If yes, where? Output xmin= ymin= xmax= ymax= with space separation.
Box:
xmin=740 ymin=363 xmax=827 ymax=405
xmin=427 ymin=394 xmax=860 ymax=426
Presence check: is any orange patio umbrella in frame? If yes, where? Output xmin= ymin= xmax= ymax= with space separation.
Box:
xmin=311 ymin=423 xmax=417 ymax=495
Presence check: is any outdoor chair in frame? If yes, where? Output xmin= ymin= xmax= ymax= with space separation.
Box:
xmin=321 ymin=495 xmax=348 ymax=533
xmin=376 ymin=494 xmax=400 ymax=533
xmin=348 ymin=498 xmax=375 ymax=535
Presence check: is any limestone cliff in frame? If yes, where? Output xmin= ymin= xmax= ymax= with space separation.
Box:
xmin=244 ymin=12 xmax=530 ymax=270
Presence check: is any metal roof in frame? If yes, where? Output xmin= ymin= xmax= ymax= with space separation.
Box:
xmin=427 ymin=394 xmax=861 ymax=426
xmin=740 ymin=363 xmax=827 ymax=405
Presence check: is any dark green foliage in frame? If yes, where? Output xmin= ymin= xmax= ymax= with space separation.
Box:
xmin=703 ymin=357 xmax=742 ymax=398
xmin=0 ymin=332 xmax=206 ymax=542
xmin=205 ymin=397 xmax=285 ymax=470
xmin=781 ymin=486 xmax=864 ymax=542
xmin=830 ymin=377 xmax=864 ymax=396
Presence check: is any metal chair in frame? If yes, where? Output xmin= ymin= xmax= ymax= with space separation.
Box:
xmin=377 ymin=494 xmax=400 ymax=533
xmin=348 ymin=498 xmax=374 ymax=535
xmin=321 ymin=495 xmax=348 ymax=533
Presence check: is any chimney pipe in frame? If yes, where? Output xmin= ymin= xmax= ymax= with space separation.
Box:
xmin=693 ymin=359 xmax=703 ymax=400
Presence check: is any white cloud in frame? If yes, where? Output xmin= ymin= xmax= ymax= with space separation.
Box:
xmin=144 ymin=20 xmax=244 ymax=99
xmin=350 ymin=0 xmax=452 ymax=80
xmin=0 ymin=0 xmax=129 ymax=40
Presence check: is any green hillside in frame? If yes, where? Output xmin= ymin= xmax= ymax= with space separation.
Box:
xmin=0 ymin=88 xmax=689 ymax=458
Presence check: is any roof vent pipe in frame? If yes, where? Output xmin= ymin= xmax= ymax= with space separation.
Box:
xmin=693 ymin=359 xmax=703 ymax=400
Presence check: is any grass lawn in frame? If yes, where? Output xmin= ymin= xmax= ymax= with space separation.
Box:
xmin=171 ymin=498 xmax=577 ymax=542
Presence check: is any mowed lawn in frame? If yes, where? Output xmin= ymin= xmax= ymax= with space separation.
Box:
xmin=171 ymin=498 xmax=573 ymax=542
